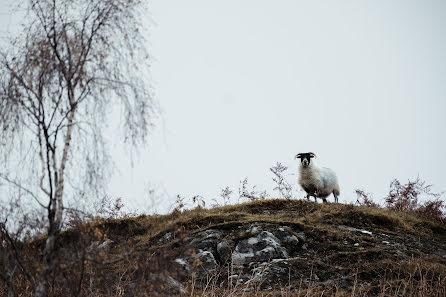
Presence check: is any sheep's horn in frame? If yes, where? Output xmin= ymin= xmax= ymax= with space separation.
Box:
xmin=295 ymin=153 xmax=302 ymax=159
xmin=309 ymin=152 xmax=316 ymax=158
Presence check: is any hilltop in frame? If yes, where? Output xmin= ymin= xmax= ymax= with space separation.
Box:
xmin=4 ymin=199 xmax=446 ymax=296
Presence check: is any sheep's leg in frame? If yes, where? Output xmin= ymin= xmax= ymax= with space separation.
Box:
xmin=333 ymin=193 xmax=339 ymax=203
xmin=306 ymin=194 xmax=310 ymax=201
xmin=322 ymin=197 xmax=327 ymax=203
xmin=313 ymin=190 xmax=318 ymax=203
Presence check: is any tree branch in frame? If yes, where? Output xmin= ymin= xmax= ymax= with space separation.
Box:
xmin=0 ymin=174 xmax=46 ymax=208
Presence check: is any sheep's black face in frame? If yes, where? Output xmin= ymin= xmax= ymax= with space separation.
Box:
xmin=295 ymin=152 xmax=315 ymax=167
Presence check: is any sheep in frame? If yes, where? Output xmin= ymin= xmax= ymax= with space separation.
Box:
xmin=295 ymin=152 xmax=340 ymax=203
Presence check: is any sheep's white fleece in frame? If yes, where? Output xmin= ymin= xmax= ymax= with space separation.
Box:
xmin=298 ymin=161 xmax=340 ymax=201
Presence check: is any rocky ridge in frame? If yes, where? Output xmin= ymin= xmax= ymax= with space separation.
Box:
xmin=96 ymin=199 xmax=446 ymax=296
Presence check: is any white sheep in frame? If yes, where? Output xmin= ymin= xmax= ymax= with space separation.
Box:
xmin=295 ymin=152 xmax=340 ymax=203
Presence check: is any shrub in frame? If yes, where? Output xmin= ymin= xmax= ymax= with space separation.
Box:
xmin=385 ymin=177 xmax=444 ymax=222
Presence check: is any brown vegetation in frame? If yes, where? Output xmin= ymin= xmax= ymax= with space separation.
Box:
xmin=1 ymin=190 xmax=445 ymax=296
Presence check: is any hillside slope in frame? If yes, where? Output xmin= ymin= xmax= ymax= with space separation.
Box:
xmin=5 ymin=199 xmax=446 ymax=296
xmin=95 ymin=199 xmax=446 ymax=296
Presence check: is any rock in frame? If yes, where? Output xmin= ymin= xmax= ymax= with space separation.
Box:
xmin=98 ymin=239 xmax=113 ymax=249
xmin=378 ymin=240 xmax=407 ymax=251
xmin=242 ymin=259 xmax=293 ymax=288
xmin=274 ymin=226 xmax=300 ymax=246
xmin=217 ymin=239 xmax=235 ymax=263
xmin=296 ymin=232 xmax=306 ymax=242
xmin=338 ymin=277 xmax=352 ymax=289
xmin=195 ymin=250 xmax=219 ymax=273
xmin=148 ymin=273 xmax=186 ymax=295
xmin=190 ymin=229 xmax=222 ymax=253
xmin=174 ymin=258 xmax=189 ymax=271
xmin=158 ymin=232 xmax=173 ymax=244
xmin=232 ymin=231 xmax=288 ymax=265
xmin=338 ymin=225 xmax=373 ymax=236
xmin=86 ymin=239 xmax=113 ymax=252
xmin=246 ymin=224 xmax=262 ymax=234
xmin=172 ymin=229 xmax=224 ymax=279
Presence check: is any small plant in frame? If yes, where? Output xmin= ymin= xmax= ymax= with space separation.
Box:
xmin=270 ymin=162 xmax=293 ymax=199
xmin=192 ymin=195 xmax=206 ymax=208
xmin=238 ymin=178 xmax=268 ymax=201
xmin=173 ymin=194 xmax=206 ymax=212
xmin=93 ymin=196 xmax=126 ymax=219
xmin=174 ymin=194 xmax=186 ymax=212
xmin=220 ymin=186 xmax=233 ymax=206
xmin=355 ymin=189 xmax=379 ymax=207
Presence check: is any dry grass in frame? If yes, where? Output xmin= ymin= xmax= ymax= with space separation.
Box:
xmin=1 ymin=198 xmax=445 ymax=296
xmin=185 ymin=257 xmax=446 ymax=297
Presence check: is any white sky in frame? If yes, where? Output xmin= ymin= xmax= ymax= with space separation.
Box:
xmin=2 ymin=1 xmax=446 ymax=213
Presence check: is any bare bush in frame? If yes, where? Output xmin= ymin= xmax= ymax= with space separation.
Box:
xmin=385 ymin=177 xmax=444 ymax=221
xmin=192 ymin=195 xmax=206 ymax=209
xmin=355 ymin=189 xmax=379 ymax=207
xmin=93 ymin=196 xmax=126 ymax=219
xmin=172 ymin=194 xmax=206 ymax=213
xmin=238 ymin=177 xmax=269 ymax=202
xmin=173 ymin=194 xmax=186 ymax=212
xmin=355 ymin=177 xmax=445 ymax=222
xmin=415 ymin=199 xmax=445 ymax=223
xmin=218 ymin=186 xmax=233 ymax=206
xmin=270 ymin=162 xmax=293 ymax=199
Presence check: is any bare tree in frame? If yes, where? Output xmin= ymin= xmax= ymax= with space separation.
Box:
xmin=0 ymin=0 xmax=156 ymax=296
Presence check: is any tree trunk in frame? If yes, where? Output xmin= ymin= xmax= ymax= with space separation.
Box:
xmin=34 ymin=226 xmax=59 ymax=297
xmin=35 ymin=99 xmax=75 ymax=297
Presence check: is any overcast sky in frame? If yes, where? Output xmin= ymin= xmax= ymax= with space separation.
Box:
xmin=2 ymin=1 xmax=446 ymax=213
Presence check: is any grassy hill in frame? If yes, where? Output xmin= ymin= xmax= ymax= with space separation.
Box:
xmin=3 ymin=199 xmax=446 ymax=296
